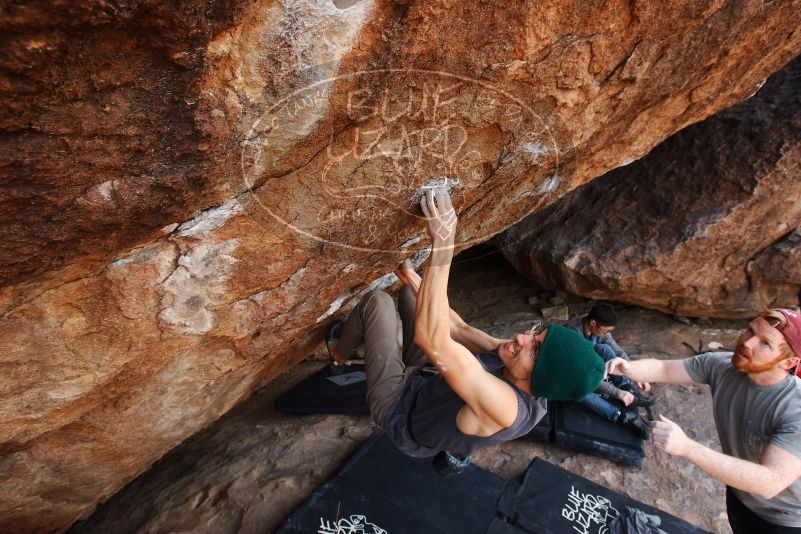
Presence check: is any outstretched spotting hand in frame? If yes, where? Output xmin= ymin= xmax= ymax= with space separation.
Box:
xmin=420 ymin=187 xmax=458 ymax=247
xmin=605 ymin=357 xmax=631 ymax=379
xmin=652 ymin=414 xmax=692 ymax=456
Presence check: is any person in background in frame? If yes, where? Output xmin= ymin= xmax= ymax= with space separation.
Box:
xmin=566 ymin=304 xmax=654 ymax=438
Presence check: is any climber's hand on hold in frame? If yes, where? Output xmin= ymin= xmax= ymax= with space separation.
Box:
xmin=420 ymin=187 xmax=457 ymax=248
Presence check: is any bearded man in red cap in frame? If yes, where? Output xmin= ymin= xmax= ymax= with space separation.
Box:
xmin=607 ymin=308 xmax=801 ymax=533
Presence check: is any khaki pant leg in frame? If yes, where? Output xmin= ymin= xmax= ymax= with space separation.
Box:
xmin=338 ymin=290 xmax=406 ymax=426
xmin=397 ymin=285 xmax=430 ymax=368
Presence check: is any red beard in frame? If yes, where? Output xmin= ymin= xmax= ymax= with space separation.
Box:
xmin=732 ymin=340 xmax=784 ymax=374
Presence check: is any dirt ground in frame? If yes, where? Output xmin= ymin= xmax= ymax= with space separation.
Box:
xmin=70 ymin=248 xmax=745 ymax=533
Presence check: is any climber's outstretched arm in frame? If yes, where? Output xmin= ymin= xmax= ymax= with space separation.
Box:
xmin=413 ymin=189 xmax=519 ymax=432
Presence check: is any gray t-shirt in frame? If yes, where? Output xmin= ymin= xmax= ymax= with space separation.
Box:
xmin=684 ymin=352 xmax=801 ymax=527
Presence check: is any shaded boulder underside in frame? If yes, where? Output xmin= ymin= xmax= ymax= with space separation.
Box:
xmin=498 ymin=55 xmax=801 ymax=318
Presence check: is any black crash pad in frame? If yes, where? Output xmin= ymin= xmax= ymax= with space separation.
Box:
xmin=553 ymin=401 xmax=644 ymax=467
xmin=274 ymin=364 xmax=369 ymax=415
xmin=278 ymin=431 xmax=507 ymax=534
xmin=522 ymin=401 xmax=644 ymax=466
xmin=490 ymin=458 xmax=708 ymax=534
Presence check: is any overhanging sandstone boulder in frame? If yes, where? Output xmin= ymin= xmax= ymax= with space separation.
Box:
xmin=497 ymin=55 xmax=801 ymax=318
xmin=748 ymin=229 xmax=801 ymax=312
xmin=2 ymin=0 xmax=801 ymax=531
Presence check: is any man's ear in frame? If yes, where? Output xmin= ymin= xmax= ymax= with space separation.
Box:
xmin=780 ymin=356 xmax=800 ymax=372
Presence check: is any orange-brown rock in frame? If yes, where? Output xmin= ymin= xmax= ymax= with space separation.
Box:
xmin=2 ymin=1 xmax=801 ymax=531
xmin=498 ymin=55 xmax=801 ymax=318
xmin=749 ymin=230 xmax=801 ymax=308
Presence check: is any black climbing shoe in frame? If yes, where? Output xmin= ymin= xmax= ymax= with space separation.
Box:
xmin=618 ymin=411 xmax=651 ymax=440
xmin=432 ymin=451 xmax=471 ymax=477
xmin=325 ymin=319 xmax=345 ymax=374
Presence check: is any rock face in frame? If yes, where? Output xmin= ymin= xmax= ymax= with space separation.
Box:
xmin=2 ymin=1 xmax=801 ymax=531
xmin=497 ymin=54 xmax=801 ymax=318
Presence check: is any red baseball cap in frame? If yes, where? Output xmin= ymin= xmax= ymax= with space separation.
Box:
xmin=768 ymin=308 xmax=801 ymax=377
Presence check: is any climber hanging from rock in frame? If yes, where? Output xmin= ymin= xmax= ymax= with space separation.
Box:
xmin=325 ymin=186 xmax=605 ymax=472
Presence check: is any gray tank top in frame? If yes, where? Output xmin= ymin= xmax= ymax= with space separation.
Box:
xmin=383 ymin=351 xmax=547 ymax=458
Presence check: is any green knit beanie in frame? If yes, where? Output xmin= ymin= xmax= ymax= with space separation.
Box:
xmin=530 ymin=324 xmax=605 ymax=400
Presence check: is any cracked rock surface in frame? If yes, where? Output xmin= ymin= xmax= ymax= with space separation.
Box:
xmin=3 ymin=1 xmax=801 ymax=531
xmin=497 ymin=55 xmax=801 ymax=319
xmin=70 ymin=250 xmax=742 ymax=534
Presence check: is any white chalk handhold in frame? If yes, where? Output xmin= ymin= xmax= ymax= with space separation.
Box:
xmin=537 ymin=175 xmax=561 ymax=194
xmin=412 ymin=176 xmax=461 ymax=203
